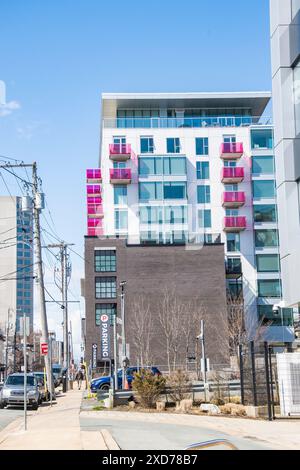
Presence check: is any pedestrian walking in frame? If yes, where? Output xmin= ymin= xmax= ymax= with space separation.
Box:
xmin=75 ymin=368 xmax=84 ymax=390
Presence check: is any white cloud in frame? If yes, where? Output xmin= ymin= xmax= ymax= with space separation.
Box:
xmin=0 ymin=80 xmax=21 ymax=117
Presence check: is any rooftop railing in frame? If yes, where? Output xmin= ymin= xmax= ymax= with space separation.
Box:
xmin=103 ymin=116 xmax=272 ymax=129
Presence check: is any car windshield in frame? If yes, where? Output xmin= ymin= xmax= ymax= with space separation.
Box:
xmin=6 ymin=376 xmax=35 ymax=386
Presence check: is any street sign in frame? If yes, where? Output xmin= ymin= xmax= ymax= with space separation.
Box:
xmin=100 ymin=314 xmax=110 ymax=361
xmin=40 ymin=342 xmax=48 ymax=355
xmin=92 ymin=343 xmax=97 ymax=369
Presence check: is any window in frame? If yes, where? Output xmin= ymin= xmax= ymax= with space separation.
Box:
xmin=196 ymin=162 xmax=210 ymax=180
xmin=197 ymin=185 xmax=211 ymax=204
xmin=115 ymin=210 xmax=128 ymax=230
xmin=227 ymin=257 xmax=242 ymax=275
xmin=113 ymin=162 xmax=126 ymax=169
xmin=223 ymin=135 xmax=236 ymax=143
xmin=224 ymin=184 xmax=238 ymax=192
xmin=254 ymin=205 xmax=277 ymax=223
xmin=253 ymin=180 xmax=275 ymax=199
xmin=140 ymin=231 xmax=163 ymax=245
xmin=255 ymin=229 xmax=279 ymax=247
xmin=227 ymin=233 xmax=240 ymax=252
xmin=226 ymin=209 xmax=239 ymax=216
xmin=165 ymin=231 xmax=187 ymax=244
xmin=114 ymin=185 xmax=127 ymax=205
xmin=95 ymin=304 xmax=116 ymax=326
xmin=258 ymin=305 xmax=294 ymax=326
xmin=251 ymin=129 xmax=273 ymax=149
xmin=163 ymin=182 xmax=187 ymax=199
xmin=140 ymin=206 xmax=163 ymax=225
xmin=256 ymin=254 xmax=280 ymax=273
xmin=227 ymin=280 xmax=243 ymax=298
xmin=258 ymin=280 xmax=282 ymax=298
xmin=165 ymin=206 xmax=187 ymax=224
xmin=224 ymin=161 xmax=237 ymax=168
xmin=95 ymin=277 xmax=117 ymax=299
xmin=113 ymin=136 xmax=126 ymax=145
xmin=195 ymin=137 xmax=209 ymax=155
xmin=167 ymin=138 xmax=180 ymax=153
xmin=252 ymin=156 xmax=274 ymax=175
xmin=140 ymin=136 xmax=154 ymax=153
xmin=139 ymin=182 xmax=162 ymax=201
xmin=198 ymin=209 xmax=212 ymax=228
xmin=95 ymin=250 xmax=116 ymax=272
xmin=163 ymin=157 xmax=186 ymax=175
xmin=139 ymin=157 xmax=162 ymax=176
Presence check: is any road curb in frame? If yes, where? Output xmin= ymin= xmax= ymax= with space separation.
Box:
xmin=100 ymin=429 xmax=120 ymax=450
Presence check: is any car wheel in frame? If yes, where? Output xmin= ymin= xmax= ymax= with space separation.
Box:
xmin=32 ymin=403 xmax=39 ymax=411
xmin=0 ymin=402 xmax=5 ymax=409
xmin=100 ymin=384 xmax=110 ymax=391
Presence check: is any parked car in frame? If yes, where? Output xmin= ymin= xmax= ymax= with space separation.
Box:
xmin=52 ymin=364 xmax=63 ymax=386
xmin=0 ymin=373 xmax=41 ymax=410
xmin=32 ymin=372 xmax=57 ymax=401
xmin=90 ymin=366 xmax=161 ymax=392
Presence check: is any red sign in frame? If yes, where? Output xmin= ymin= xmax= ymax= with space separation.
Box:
xmin=40 ymin=342 xmax=48 ymax=355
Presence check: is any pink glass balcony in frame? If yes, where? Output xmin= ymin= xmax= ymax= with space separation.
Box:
xmin=87 ymin=185 xmax=102 ymax=196
xmin=86 ymin=169 xmax=102 ymax=183
xmin=87 ymin=196 xmax=102 ymax=205
xmin=109 ymin=168 xmax=132 ymax=184
xmin=88 ymin=227 xmax=104 ymax=237
xmin=87 ymin=204 xmax=104 ymax=218
xmin=220 ymin=142 xmax=244 ymax=159
xmin=221 ymin=167 xmax=244 ymax=183
xmin=109 ymin=144 xmax=132 ymax=161
xmin=222 ymin=191 xmax=246 ymax=208
xmin=224 ymin=216 xmax=247 ymax=232
xmin=87 ymin=218 xmax=103 ymax=228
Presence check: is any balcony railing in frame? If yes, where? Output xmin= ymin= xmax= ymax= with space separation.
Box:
xmin=222 ymin=192 xmax=246 ymax=207
xmin=224 ymin=216 xmax=247 ymax=232
xmin=220 ymin=142 xmax=244 ymax=159
xmin=86 ymin=169 xmax=102 ymax=183
xmin=87 ymin=196 xmax=102 ymax=205
xmin=87 ymin=227 xmax=104 ymax=237
xmin=221 ymin=167 xmax=244 ymax=183
xmin=87 ymin=204 xmax=104 ymax=218
xmin=86 ymin=185 xmax=102 ymax=196
xmin=103 ymin=116 xmax=273 ymax=129
xmin=109 ymin=144 xmax=132 ymax=160
xmin=109 ymin=168 xmax=132 ymax=184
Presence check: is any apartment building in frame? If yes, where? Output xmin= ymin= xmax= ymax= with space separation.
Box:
xmin=0 ymin=196 xmax=34 ymax=336
xmin=84 ymin=92 xmax=295 ymax=367
xmin=270 ymin=0 xmax=300 ymax=311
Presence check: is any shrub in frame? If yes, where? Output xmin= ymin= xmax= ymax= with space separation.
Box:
xmin=219 ymin=403 xmax=246 ymax=416
xmin=210 ymin=398 xmax=225 ymax=406
xmin=166 ymin=370 xmax=192 ymax=403
xmin=132 ymin=369 xmax=166 ymax=409
xmin=225 ymin=396 xmax=241 ymax=405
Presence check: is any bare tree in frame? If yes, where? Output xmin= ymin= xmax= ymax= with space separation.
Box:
xmin=129 ymin=296 xmax=154 ymax=367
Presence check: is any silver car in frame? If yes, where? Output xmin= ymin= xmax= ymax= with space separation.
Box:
xmin=0 ymin=373 xmax=41 ymax=410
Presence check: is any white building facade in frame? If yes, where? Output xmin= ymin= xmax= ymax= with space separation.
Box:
xmin=86 ymin=92 xmax=295 ymax=344
xmin=270 ymin=0 xmax=300 ymax=311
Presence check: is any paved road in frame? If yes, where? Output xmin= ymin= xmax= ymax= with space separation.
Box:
xmin=80 ymin=414 xmax=273 ymax=450
xmin=0 ymin=409 xmax=24 ymax=432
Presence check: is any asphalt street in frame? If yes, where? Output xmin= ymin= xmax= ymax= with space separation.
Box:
xmin=0 ymin=408 xmax=24 ymax=432
xmin=80 ymin=415 xmax=273 ymax=450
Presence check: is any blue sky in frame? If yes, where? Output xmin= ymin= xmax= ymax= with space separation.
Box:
xmin=0 ymin=0 xmax=271 ymax=361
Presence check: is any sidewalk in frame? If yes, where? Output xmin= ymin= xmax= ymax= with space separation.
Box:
xmin=0 ymin=389 xmax=118 ymax=450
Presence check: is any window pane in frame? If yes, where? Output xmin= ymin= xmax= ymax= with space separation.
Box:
xmin=95 ymin=304 xmax=116 ymax=326
xmin=196 ymin=162 xmax=210 ymax=179
xmin=227 ymin=233 xmax=240 ymax=252
xmin=197 ymin=185 xmax=211 ymax=204
xmin=139 ymin=182 xmax=163 ymax=201
xmin=95 ymin=277 xmax=117 ymax=299
xmin=165 ymin=206 xmax=187 ymax=224
xmin=139 ymin=158 xmax=156 ymax=175
xmin=258 ymin=305 xmax=294 ymax=326
xmin=256 ymin=254 xmax=280 ymax=272
xmin=167 ymin=138 xmax=180 ymax=153
xmin=255 ymin=230 xmax=279 ymax=247
xmin=253 ymin=180 xmax=275 ymax=198
xmin=198 ymin=209 xmax=212 ymax=228
xmin=251 ymin=129 xmax=273 ymax=149
xmin=258 ymin=280 xmax=282 ymax=298
xmin=252 ymin=156 xmax=274 ymax=174
xmin=165 ymin=157 xmax=186 ymax=175
xmin=114 ymin=186 xmax=127 ymax=205
xmin=140 ymin=137 xmax=154 ymax=153
xmin=196 ymin=137 xmax=209 ymax=155
xmin=95 ymin=250 xmax=116 ymax=272
xmin=163 ymin=182 xmax=186 ymax=199
xmin=115 ymin=210 xmax=128 ymax=230
xmin=140 ymin=206 xmax=163 ymax=225
xmin=253 ymin=205 xmax=277 ymax=222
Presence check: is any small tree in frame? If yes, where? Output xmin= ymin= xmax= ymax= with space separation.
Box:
xmin=167 ymin=369 xmax=192 ymax=402
xmin=129 ymin=296 xmax=154 ymax=366
xmin=132 ymin=369 xmax=166 ymax=408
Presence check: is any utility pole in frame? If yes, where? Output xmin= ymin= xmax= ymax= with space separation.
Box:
xmin=23 ymin=311 xmax=28 ymax=431
xmin=120 ymin=281 xmax=127 ymax=390
xmin=198 ymin=320 xmax=208 ymax=403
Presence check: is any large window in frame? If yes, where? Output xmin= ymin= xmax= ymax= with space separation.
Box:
xmin=163 ymin=182 xmax=187 ymax=199
xmin=139 ymin=182 xmax=163 ymax=201
xmin=253 ymin=180 xmax=275 ymax=199
xmin=252 ymin=156 xmax=274 ymax=175
xmin=165 ymin=206 xmax=187 ymax=224
xmin=254 ymin=205 xmax=277 ymax=223
xmin=196 ymin=162 xmax=210 ymax=180
xmin=163 ymin=157 xmax=186 ymax=175
xmin=256 ymin=254 xmax=280 ymax=273
xmin=258 ymin=305 xmax=294 ymax=326
xmin=95 ymin=304 xmax=116 ymax=326
xmin=258 ymin=280 xmax=282 ymax=298
xmin=95 ymin=250 xmax=116 ymax=272
xmin=95 ymin=277 xmax=117 ymax=299
xmin=139 ymin=157 xmax=186 ymax=176
xmin=167 ymin=138 xmax=181 ymax=153
xmin=115 ymin=210 xmax=128 ymax=231
xmin=197 ymin=185 xmax=211 ymax=204
xmin=251 ymin=129 xmax=273 ymax=149
xmin=140 ymin=206 xmax=163 ymax=225
xmin=198 ymin=209 xmax=212 ymax=228
xmin=140 ymin=136 xmax=154 ymax=153
xmin=114 ymin=185 xmax=127 ymax=205
xmin=227 ymin=233 xmax=240 ymax=252
xmin=195 ymin=137 xmax=209 ymax=155
xmin=255 ymin=229 xmax=279 ymax=247
xmin=139 ymin=157 xmax=162 ymax=176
